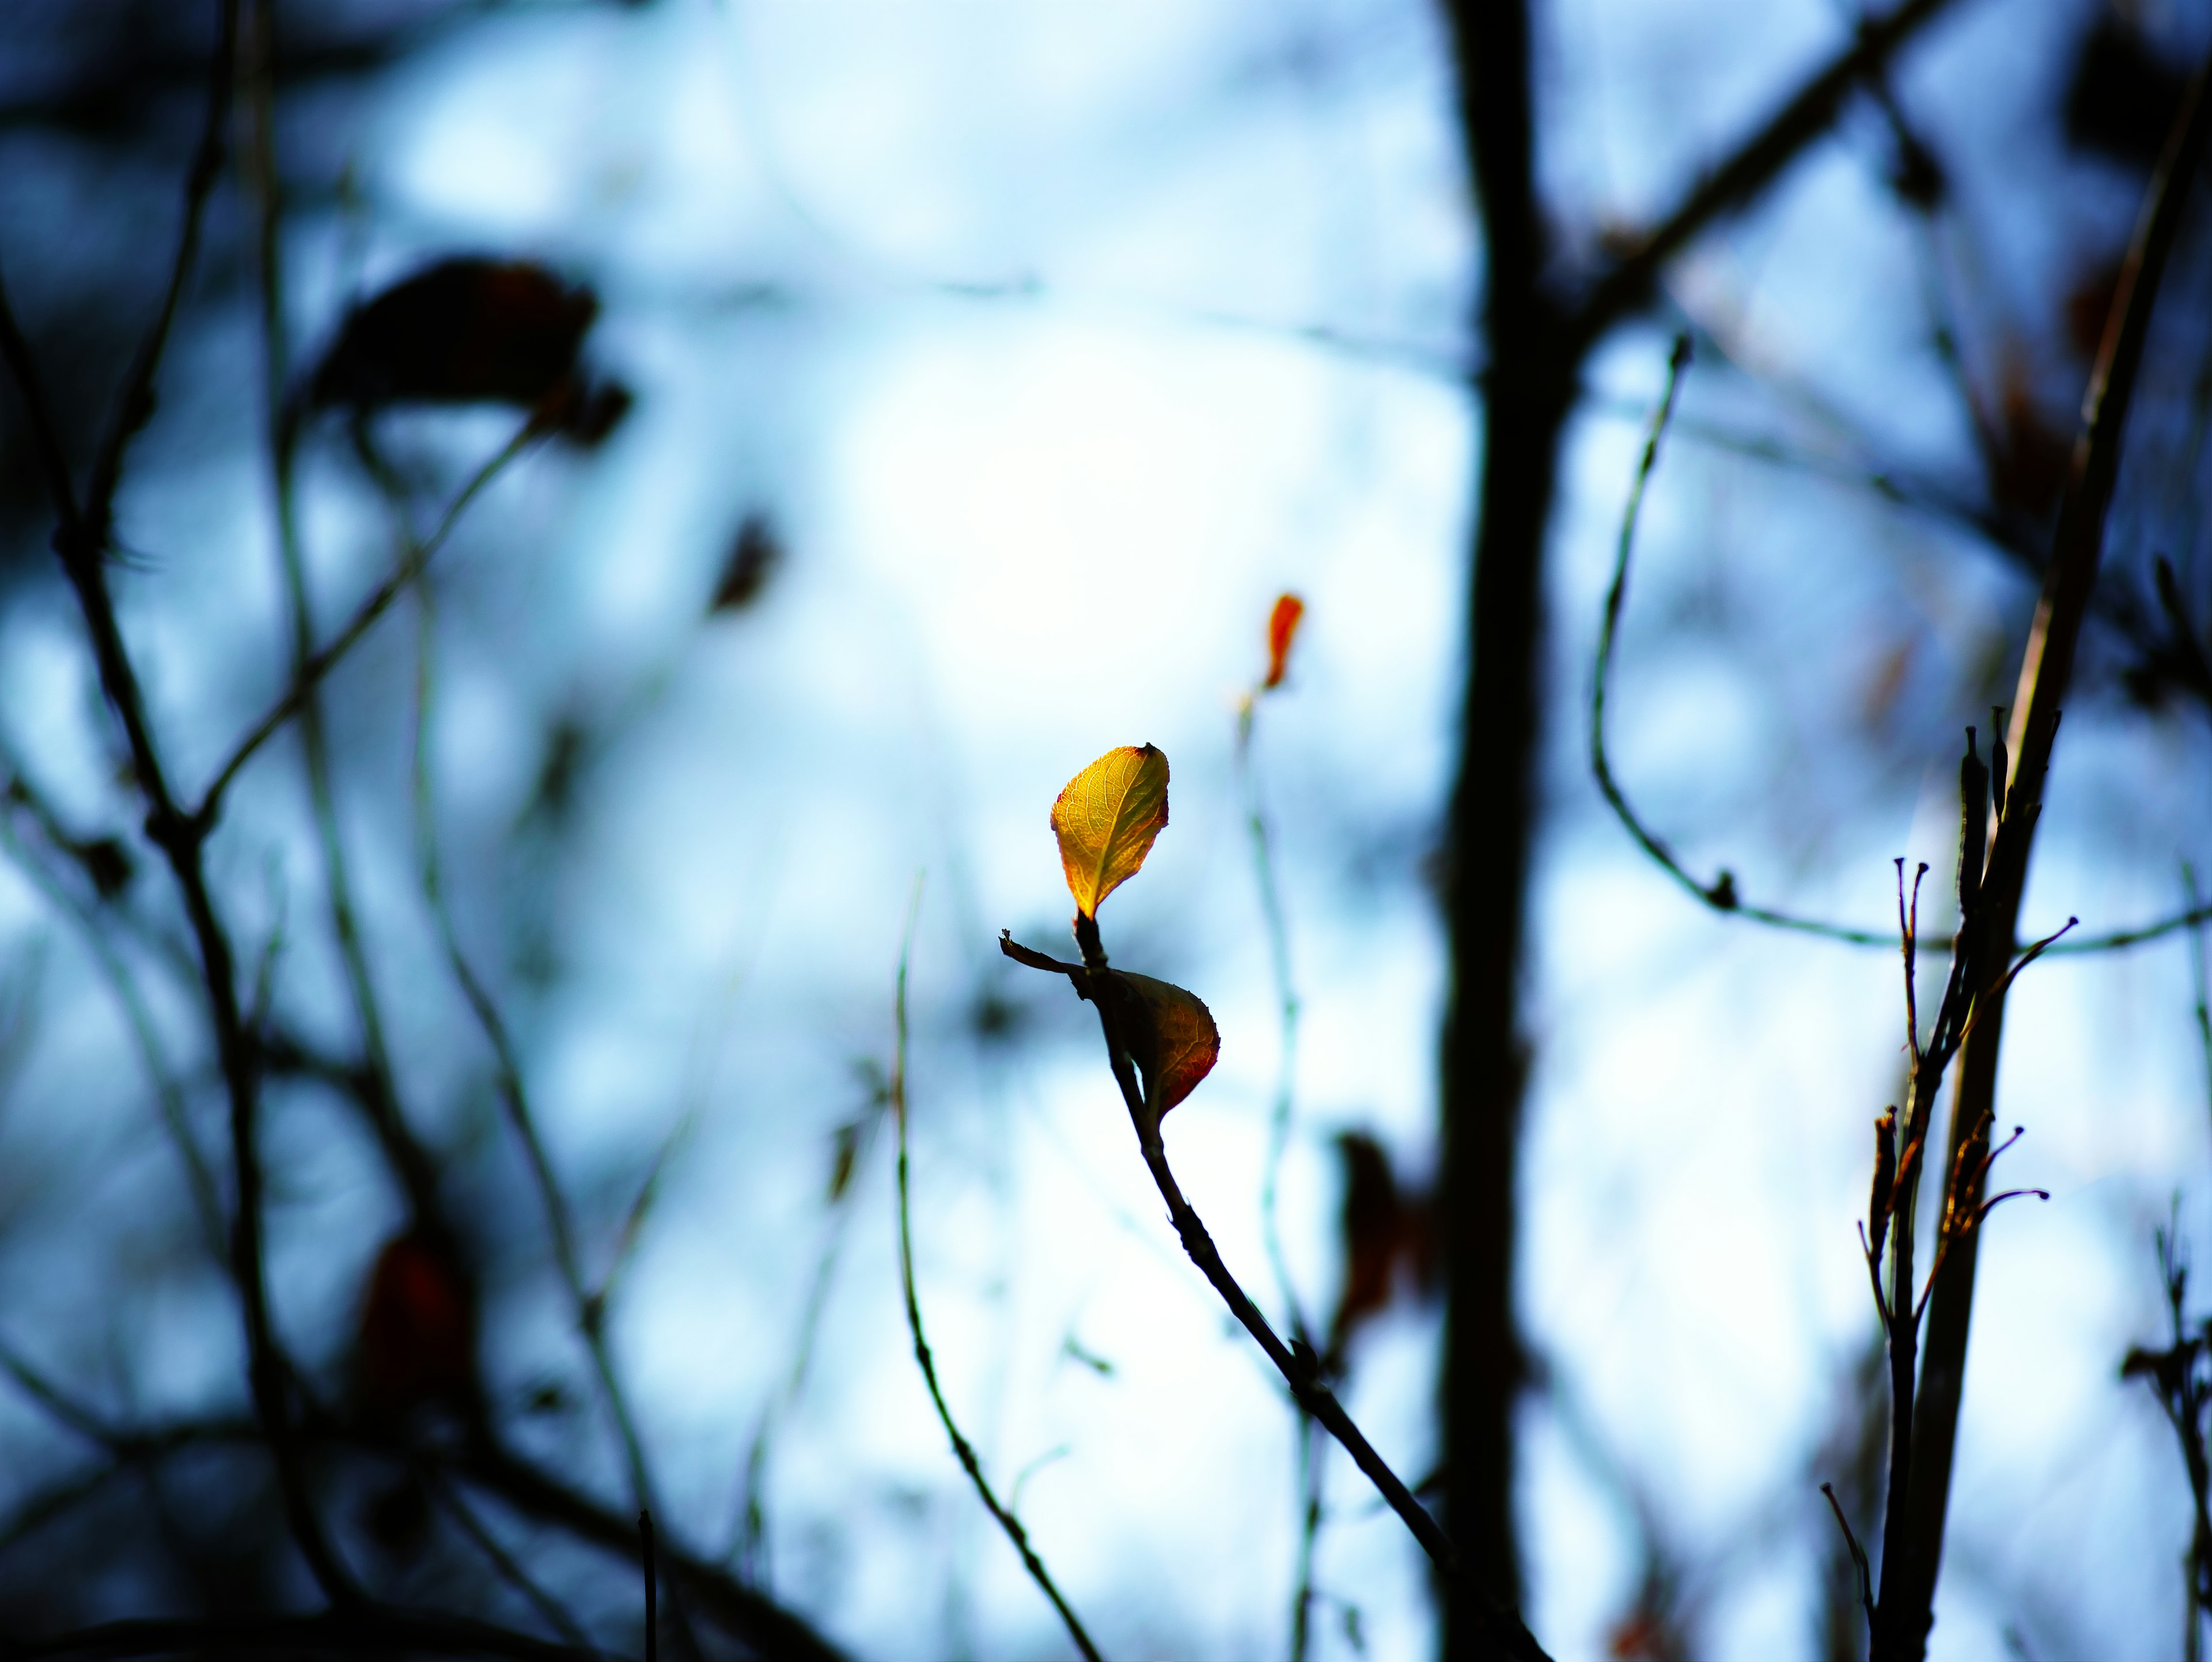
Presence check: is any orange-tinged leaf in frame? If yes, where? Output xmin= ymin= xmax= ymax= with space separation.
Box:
xmin=1111 ymin=970 xmax=1218 ymax=1116
xmin=1051 ymin=744 xmax=1169 ymax=918
xmin=1263 ymin=593 xmax=1305 ymax=690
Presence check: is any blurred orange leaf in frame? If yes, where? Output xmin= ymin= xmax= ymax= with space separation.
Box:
xmin=1263 ymin=593 xmax=1305 ymax=690
xmin=1051 ymin=744 xmax=1169 ymax=918
xmin=1111 ymin=970 xmax=1218 ymax=1116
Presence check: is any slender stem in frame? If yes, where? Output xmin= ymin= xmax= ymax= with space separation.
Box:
xmin=894 ymin=896 xmax=1108 ymax=1662
xmin=1237 ymin=717 xmax=1310 ymax=1345
xmin=1570 ymin=0 xmax=1965 ymax=346
xmin=408 ymin=571 xmax=676 ymax=1599
xmin=1236 ymin=696 xmax=1328 ymax=1662
xmin=1288 ymin=1414 xmax=1323 ymax=1662
xmin=198 ymin=415 xmax=539 ymax=827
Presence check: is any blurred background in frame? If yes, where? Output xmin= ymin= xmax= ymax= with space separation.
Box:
xmin=1 ymin=0 xmax=2210 ymax=1657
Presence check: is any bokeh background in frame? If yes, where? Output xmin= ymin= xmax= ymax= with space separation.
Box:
xmin=2 ymin=1 xmax=2211 ymax=1657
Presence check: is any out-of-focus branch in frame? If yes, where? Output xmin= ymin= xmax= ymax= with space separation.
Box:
xmin=405 ymin=550 xmax=696 ymax=1656
xmin=1571 ymin=0 xmax=1967 ymax=345
xmin=0 ymin=0 xmax=355 ymax=1603
xmin=238 ymin=0 xmax=434 ymax=1266
xmin=445 ymin=1437 xmax=850 ymax=1662
xmin=418 ymin=1466 xmax=596 ymax=1653
xmin=193 ymin=423 xmax=540 ymax=828
xmin=1591 ymin=339 xmax=2212 ymax=961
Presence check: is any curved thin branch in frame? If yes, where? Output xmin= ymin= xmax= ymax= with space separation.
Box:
xmin=1592 ymin=337 xmax=1898 ymax=947
xmin=1591 ymin=341 xmax=2212 ymax=961
xmin=1571 ymin=0 xmax=1965 ymax=344
xmin=895 ymin=898 xmax=1107 ymax=1662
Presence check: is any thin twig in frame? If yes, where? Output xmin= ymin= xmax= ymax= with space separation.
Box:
xmin=195 ymin=421 xmax=540 ymax=826
xmin=240 ymin=0 xmax=422 ymax=1260
xmin=896 ymin=892 xmax=1108 ymax=1662
xmin=408 ymin=565 xmax=683 ymax=1635
xmin=1821 ymin=1481 xmax=1876 ymax=1637
xmin=728 ymin=1085 xmax=885 ymax=1577
xmin=1002 ymin=927 xmax=1554 ymax=1661
xmin=1590 ymin=336 xmax=1884 ymax=942
xmin=1235 ymin=675 xmax=1328 ymax=1662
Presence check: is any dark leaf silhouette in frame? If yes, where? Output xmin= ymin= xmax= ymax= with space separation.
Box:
xmin=306 ymin=257 xmax=599 ymax=416
xmin=711 ymin=512 xmax=782 ymax=614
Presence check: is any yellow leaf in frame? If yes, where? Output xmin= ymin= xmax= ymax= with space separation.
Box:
xmin=1051 ymin=744 xmax=1169 ymax=918
xmin=1111 ymin=971 xmax=1219 ymax=1117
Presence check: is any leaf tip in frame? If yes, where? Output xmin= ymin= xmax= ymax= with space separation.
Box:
xmin=1262 ymin=592 xmax=1305 ymax=691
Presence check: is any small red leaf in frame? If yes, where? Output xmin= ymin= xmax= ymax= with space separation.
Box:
xmin=358 ymin=1229 xmax=476 ymax=1417
xmin=1262 ymin=593 xmax=1305 ymax=690
xmin=1110 ymin=970 xmax=1218 ymax=1116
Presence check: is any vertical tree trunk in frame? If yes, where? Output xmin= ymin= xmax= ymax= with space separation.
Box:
xmin=1438 ymin=1 xmax=1574 ymax=1645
